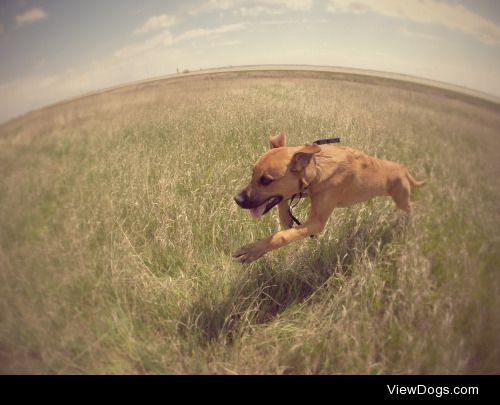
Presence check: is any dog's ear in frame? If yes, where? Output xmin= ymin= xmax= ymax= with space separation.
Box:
xmin=290 ymin=144 xmax=321 ymax=172
xmin=269 ymin=132 xmax=287 ymax=149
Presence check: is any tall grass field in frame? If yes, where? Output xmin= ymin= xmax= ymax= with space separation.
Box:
xmin=1 ymin=69 xmax=499 ymax=374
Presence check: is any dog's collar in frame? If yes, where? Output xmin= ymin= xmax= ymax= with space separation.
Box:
xmin=313 ymin=137 xmax=340 ymax=145
xmin=288 ymin=190 xmax=315 ymax=238
xmin=287 ymin=137 xmax=341 ymax=232
xmin=288 ymin=191 xmax=306 ymax=227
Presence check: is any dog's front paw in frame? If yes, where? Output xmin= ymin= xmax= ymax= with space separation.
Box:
xmin=233 ymin=241 xmax=267 ymax=264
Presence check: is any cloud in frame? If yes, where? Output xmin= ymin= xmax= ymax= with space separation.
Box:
xmin=0 ymin=23 xmax=4 ymax=35
xmin=0 ymin=19 xmax=252 ymax=123
xmin=133 ymin=14 xmax=177 ymax=35
xmin=326 ymin=0 xmax=500 ymax=46
xmin=189 ymin=0 xmax=236 ymax=16
xmin=233 ymin=6 xmax=284 ymax=17
xmin=176 ymin=22 xmax=247 ymax=42
xmin=210 ymin=40 xmax=241 ymax=47
xmin=15 ymin=7 xmax=48 ymax=26
xmin=0 ymin=73 xmax=60 ymax=123
xmin=255 ymin=17 xmax=327 ymax=26
xmin=115 ymin=22 xmax=246 ymax=60
xmin=0 ymin=26 xmax=240 ymax=123
xmin=401 ymin=27 xmax=442 ymax=42
xmin=189 ymin=0 xmax=312 ymax=16
xmin=0 ymin=50 xmax=175 ymax=123
xmin=279 ymin=0 xmax=312 ymax=11
xmin=114 ymin=31 xmax=174 ymax=58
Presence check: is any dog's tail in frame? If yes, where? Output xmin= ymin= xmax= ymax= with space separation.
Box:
xmin=406 ymin=169 xmax=427 ymax=189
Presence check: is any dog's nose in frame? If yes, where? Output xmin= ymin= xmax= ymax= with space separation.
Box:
xmin=234 ymin=191 xmax=247 ymax=207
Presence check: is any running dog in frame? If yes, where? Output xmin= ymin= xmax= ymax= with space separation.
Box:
xmin=233 ymin=132 xmax=425 ymax=263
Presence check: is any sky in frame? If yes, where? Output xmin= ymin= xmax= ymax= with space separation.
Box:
xmin=1 ymin=0 xmax=500 ymax=123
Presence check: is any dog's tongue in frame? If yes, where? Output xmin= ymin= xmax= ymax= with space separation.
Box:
xmin=249 ymin=202 xmax=267 ymax=219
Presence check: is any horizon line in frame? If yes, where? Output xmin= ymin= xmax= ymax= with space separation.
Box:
xmin=2 ymin=64 xmax=499 ymax=127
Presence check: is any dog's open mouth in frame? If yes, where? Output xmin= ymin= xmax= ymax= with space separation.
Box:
xmin=248 ymin=196 xmax=282 ymax=219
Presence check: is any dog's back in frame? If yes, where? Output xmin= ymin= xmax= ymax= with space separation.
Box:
xmin=314 ymin=145 xmax=424 ymax=210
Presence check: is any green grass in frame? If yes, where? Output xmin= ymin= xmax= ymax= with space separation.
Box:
xmin=1 ymin=70 xmax=499 ymax=374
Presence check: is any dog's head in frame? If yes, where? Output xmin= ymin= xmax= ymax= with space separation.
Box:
xmin=234 ymin=132 xmax=321 ymax=219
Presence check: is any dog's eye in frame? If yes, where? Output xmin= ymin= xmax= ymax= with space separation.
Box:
xmin=259 ymin=176 xmax=272 ymax=186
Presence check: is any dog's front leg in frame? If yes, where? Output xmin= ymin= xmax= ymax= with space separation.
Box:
xmin=233 ymin=216 xmax=327 ymax=264
xmin=234 ymin=192 xmax=337 ymax=264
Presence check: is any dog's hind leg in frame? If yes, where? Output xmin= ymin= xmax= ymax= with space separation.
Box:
xmin=389 ymin=176 xmax=411 ymax=213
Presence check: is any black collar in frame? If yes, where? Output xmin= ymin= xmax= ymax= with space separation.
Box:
xmin=313 ymin=137 xmax=340 ymax=145
xmin=288 ymin=191 xmax=304 ymax=227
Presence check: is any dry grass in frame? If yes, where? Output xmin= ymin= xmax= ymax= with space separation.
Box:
xmin=1 ymin=70 xmax=499 ymax=374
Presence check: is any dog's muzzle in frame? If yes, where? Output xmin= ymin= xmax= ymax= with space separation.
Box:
xmin=234 ymin=192 xmax=248 ymax=207
xmin=234 ymin=192 xmax=282 ymax=219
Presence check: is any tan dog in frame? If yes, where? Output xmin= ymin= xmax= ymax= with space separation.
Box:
xmin=233 ymin=133 xmax=426 ymax=263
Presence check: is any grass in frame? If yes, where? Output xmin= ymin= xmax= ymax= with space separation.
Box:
xmin=0 ymin=70 xmax=499 ymax=374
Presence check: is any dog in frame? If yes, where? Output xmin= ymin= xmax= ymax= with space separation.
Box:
xmin=233 ymin=132 xmax=426 ymax=263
